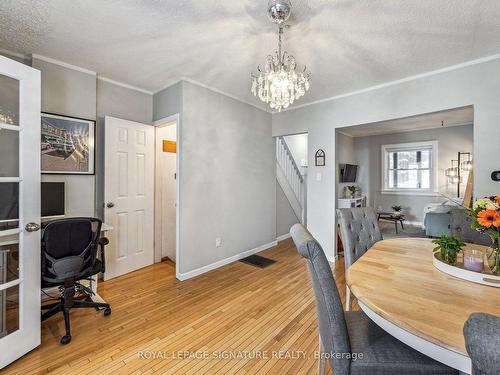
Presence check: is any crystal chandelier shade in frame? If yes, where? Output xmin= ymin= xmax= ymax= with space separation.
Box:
xmin=251 ymin=1 xmax=311 ymax=111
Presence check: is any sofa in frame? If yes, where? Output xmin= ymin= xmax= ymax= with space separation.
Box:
xmin=424 ymin=206 xmax=491 ymax=246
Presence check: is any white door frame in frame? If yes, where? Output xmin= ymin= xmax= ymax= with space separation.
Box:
xmin=153 ymin=114 xmax=181 ymax=280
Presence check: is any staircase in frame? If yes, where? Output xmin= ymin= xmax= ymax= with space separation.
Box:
xmin=276 ymin=136 xmax=306 ymax=225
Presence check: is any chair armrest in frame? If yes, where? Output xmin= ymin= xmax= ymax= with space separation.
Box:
xmin=98 ymin=237 xmax=109 ymax=273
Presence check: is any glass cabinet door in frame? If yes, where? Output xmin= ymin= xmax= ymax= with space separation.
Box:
xmin=0 ymin=54 xmax=41 ymax=369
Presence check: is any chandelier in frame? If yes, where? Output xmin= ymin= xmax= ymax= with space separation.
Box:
xmin=251 ymin=0 xmax=311 ymax=111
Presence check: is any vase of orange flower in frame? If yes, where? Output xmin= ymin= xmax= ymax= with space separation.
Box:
xmin=470 ymin=195 xmax=500 ymax=275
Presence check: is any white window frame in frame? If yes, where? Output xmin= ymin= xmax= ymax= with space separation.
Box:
xmin=381 ymin=140 xmax=439 ymax=196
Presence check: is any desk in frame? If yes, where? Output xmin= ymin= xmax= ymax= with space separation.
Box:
xmin=346 ymin=238 xmax=500 ymax=374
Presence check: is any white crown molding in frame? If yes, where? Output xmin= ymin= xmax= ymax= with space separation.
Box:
xmin=280 ymin=52 xmax=500 ymax=113
xmin=31 ymin=54 xmax=97 ymax=75
xmin=336 ymin=129 xmax=354 ymax=138
xmin=153 ymin=79 xmax=183 ymax=94
xmin=181 ymin=77 xmax=267 ymax=112
xmin=0 ymin=48 xmax=26 ymax=60
xmin=97 ymin=76 xmax=153 ymax=95
xmin=154 ymin=77 xmax=270 ymax=113
xmin=31 ymin=54 xmax=153 ymax=94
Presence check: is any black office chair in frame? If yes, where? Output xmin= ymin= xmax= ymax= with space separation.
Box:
xmin=41 ymin=217 xmax=111 ymax=344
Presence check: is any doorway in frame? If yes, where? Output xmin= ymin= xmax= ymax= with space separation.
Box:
xmin=276 ymin=132 xmax=308 ymax=239
xmin=154 ymin=116 xmax=179 ymax=267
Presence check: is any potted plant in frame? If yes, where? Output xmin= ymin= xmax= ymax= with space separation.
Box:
xmin=432 ymin=235 xmax=465 ymax=266
xmin=391 ymin=205 xmax=403 ymax=216
xmin=346 ymin=185 xmax=357 ymax=198
xmin=469 ymin=196 xmax=500 ymax=274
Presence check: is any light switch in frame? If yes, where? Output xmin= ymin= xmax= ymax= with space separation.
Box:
xmin=316 ymin=172 xmax=322 ymax=181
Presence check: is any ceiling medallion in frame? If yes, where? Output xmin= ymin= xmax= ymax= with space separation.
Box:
xmin=251 ymin=0 xmax=311 ymax=111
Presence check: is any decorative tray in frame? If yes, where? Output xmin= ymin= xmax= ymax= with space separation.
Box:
xmin=433 ymin=251 xmax=500 ymax=288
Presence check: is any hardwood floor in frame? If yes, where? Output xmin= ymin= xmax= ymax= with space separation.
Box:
xmin=3 ymin=239 xmax=350 ymax=375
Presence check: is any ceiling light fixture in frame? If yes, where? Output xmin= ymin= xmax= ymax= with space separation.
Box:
xmin=251 ymin=0 xmax=311 ymax=111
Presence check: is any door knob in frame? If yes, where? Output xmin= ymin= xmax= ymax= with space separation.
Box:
xmin=25 ymin=222 xmax=41 ymax=232
xmin=106 ymin=202 xmax=115 ymax=208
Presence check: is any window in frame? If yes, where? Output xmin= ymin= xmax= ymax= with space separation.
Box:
xmin=381 ymin=141 xmax=438 ymax=194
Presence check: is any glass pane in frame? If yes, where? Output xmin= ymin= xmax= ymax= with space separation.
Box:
xmin=0 ymin=129 xmax=19 ymax=177
xmin=397 ymin=151 xmax=415 ymax=169
xmin=0 ymin=284 xmax=19 ymax=338
xmin=389 ymin=152 xmax=395 ymax=169
xmin=419 ymin=150 xmax=430 ymax=168
xmin=390 ymin=149 xmax=431 ymax=170
xmin=0 ymin=183 xmax=19 ymax=231
xmin=0 ymin=234 xmax=19 ymax=285
xmin=420 ymin=170 xmax=431 ymax=189
xmin=397 ymin=170 xmax=418 ymax=188
xmin=0 ymin=75 xmax=19 ymax=126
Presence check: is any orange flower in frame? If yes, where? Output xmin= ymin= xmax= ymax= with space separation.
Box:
xmin=477 ymin=209 xmax=499 ymax=228
xmin=495 ymin=212 xmax=500 ymax=228
xmin=496 ymin=195 xmax=500 ymax=205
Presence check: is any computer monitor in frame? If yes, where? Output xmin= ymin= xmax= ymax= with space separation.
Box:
xmin=41 ymin=182 xmax=65 ymax=218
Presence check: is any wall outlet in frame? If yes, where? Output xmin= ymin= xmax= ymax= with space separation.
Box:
xmin=215 ymin=237 xmax=222 ymax=248
xmin=316 ymin=172 xmax=322 ymax=181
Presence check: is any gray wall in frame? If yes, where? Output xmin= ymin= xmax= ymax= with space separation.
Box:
xmin=273 ymin=57 xmax=500 ymax=259
xmin=176 ymin=81 xmax=275 ymax=275
xmin=276 ymin=184 xmax=299 ymax=237
xmin=353 ymin=124 xmax=473 ymax=223
xmin=13 ymin=56 xmax=153 ymax=219
xmin=96 ymin=79 xmax=152 ymax=218
xmin=33 ymin=57 xmax=97 ymax=217
xmin=153 ymin=81 xmax=183 ymax=121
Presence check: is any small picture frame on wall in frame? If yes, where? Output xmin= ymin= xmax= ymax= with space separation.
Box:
xmin=41 ymin=113 xmax=95 ymax=174
xmin=315 ymin=149 xmax=325 ymax=166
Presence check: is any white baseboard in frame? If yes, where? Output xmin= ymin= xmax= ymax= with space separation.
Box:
xmin=276 ymin=233 xmax=291 ymax=242
xmin=176 ymin=240 xmax=278 ymax=281
xmin=328 ymin=255 xmax=338 ymax=263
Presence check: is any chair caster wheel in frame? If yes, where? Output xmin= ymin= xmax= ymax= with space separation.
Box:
xmin=103 ymin=307 xmax=111 ymax=316
xmin=60 ymin=335 xmax=71 ymax=345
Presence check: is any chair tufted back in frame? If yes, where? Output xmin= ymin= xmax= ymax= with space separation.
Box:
xmin=336 ymin=207 xmax=382 ymax=268
xmin=450 ymin=208 xmax=491 ymax=246
xmin=290 ymin=224 xmax=351 ymax=375
xmin=464 ymin=313 xmax=500 ymax=375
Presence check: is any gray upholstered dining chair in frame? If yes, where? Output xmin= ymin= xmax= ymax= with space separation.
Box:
xmin=336 ymin=207 xmax=382 ymax=310
xmin=290 ymin=223 xmax=458 ymax=375
xmin=464 ymin=313 xmax=500 ymax=375
xmin=450 ymin=208 xmax=491 ymax=246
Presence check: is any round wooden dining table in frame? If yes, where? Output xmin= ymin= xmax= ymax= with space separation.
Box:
xmin=346 ymin=238 xmax=500 ymax=374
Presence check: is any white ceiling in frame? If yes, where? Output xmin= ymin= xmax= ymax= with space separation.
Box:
xmin=1 ymin=1 xmax=500 ymax=111
xmin=338 ymin=106 xmax=473 ymax=137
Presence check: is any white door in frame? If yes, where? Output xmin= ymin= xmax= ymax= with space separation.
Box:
xmin=154 ymin=123 xmax=177 ymax=262
xmin=104 ymin=116 xmax=154 ymax=280
xmin=0 ymin=55 xmax=41 ymax=368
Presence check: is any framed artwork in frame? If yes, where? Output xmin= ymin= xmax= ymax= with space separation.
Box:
xmin=41 ymin=113 xmax=95 ymax=174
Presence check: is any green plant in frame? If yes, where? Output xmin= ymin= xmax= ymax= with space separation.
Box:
xmin=347 ymin=185 xmax=357 ymax=193
xmin=432 ymin=235 xmax=465 ymax=266
xmin=391 ymin=205 xmax=402 ymax=212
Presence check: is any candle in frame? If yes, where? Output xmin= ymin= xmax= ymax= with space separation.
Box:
xmin=463 ymin=249 xmax=484 ymax=273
